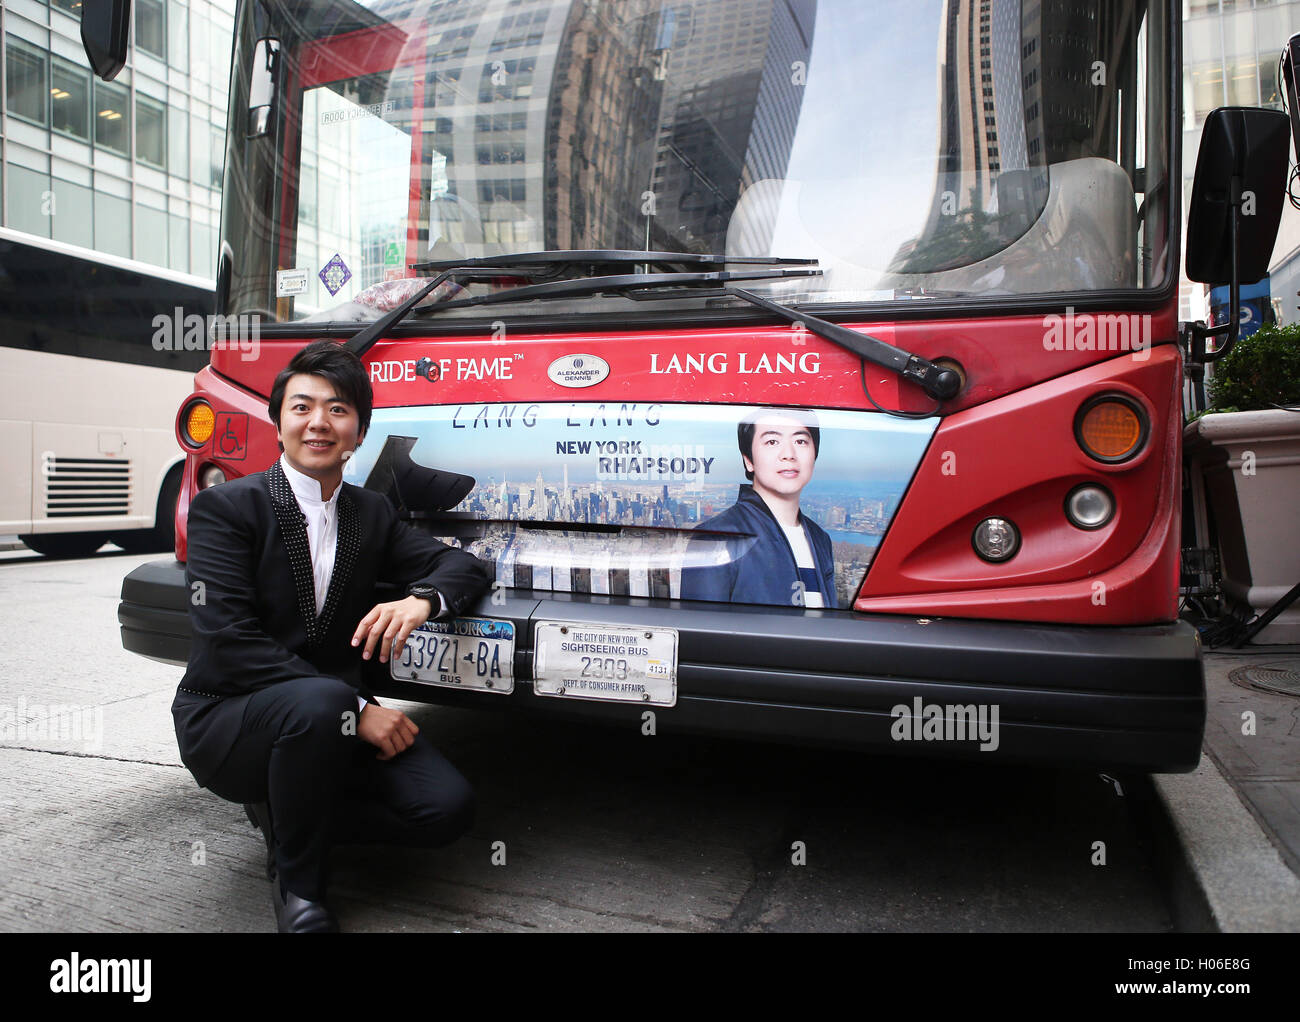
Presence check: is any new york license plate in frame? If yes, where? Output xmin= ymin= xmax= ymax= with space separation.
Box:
xmin=532 ymin=621 xmax=677 ymax=706
xmin=391 ymin=617 xmax=515 ymax=694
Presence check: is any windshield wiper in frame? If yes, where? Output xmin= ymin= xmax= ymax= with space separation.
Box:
xmin=421 ymin=268 xmax=821 ymax=313
xmin=345 ymin=265 xmax=820 ymax=358
xmin=410 ymin=249 xmax=817 ymax=277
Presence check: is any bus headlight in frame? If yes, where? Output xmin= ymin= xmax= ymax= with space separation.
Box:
xmin=972 ymin=517 xmax=1020 ymax=562
xmin=198 ymin=464 xmax=227 ymax=489
xmin=1065 ymin=484 xmax=1114 ymax=529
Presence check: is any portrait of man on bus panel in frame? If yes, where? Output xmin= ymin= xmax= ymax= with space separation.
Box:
xmin=680 ymin=407 xmax=836 ymax=609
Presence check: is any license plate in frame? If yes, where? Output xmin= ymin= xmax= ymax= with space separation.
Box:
xmin=532 ymin=622 xmax=677 ymax=706
xmin=391 ymin=617 xmax=515 ymax=694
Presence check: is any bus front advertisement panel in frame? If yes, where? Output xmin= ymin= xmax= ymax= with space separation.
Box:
xmin=118 ymin=0 xmax=1212 ymax=770
xmin=342 ymin=400 xmax=939 ymax=611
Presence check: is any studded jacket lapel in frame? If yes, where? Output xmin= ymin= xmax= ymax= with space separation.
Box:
xmin=266 ymin=458 xmax=321 ymax=646
xmin=316 ymin=486 xmax=359 ymax=641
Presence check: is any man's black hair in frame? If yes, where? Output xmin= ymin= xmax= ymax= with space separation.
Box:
xmin=737 ymin=408 xmax=821 ymax=481
xmin=269 ymin=340 xmax=373 ymax=448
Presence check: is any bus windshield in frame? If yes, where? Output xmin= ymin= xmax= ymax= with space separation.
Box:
xmin=223 ymin=0 xmax=1171 ymax=324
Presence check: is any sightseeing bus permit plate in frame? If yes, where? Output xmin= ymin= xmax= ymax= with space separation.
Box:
xmin=391 ymin=618 xmax=514 ymax=694
xmin=532 ymin=622 xmax=678 ymax=707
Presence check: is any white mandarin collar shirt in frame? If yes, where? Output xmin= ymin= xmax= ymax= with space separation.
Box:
xmin=279 ymin=454 xmax=340 ymax=617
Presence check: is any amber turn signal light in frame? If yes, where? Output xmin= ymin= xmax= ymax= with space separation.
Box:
xmin=182 ymin=401 xmax=216 ymax=447
xmin=1075 ymin=396 xmax=1147 ymax=463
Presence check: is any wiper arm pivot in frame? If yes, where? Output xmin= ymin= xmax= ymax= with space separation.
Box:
xmin=725 ymin=288 xmax=962 ymax=402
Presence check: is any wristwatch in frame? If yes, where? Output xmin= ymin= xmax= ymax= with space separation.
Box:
xmin=406 ymin=583 xmax=442 ymax=616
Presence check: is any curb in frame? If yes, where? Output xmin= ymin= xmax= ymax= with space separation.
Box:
xmin=1152 ymin=755 xmax=1300 ymax=932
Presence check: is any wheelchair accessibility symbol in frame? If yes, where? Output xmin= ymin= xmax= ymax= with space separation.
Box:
xmin=213 ymin=412 xmax=248 ymax=460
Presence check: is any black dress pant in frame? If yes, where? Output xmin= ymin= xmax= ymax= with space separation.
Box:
xmin=200 ymin=676 xmax=474 ymax=900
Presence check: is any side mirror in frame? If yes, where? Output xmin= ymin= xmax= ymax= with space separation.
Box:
xmin=1185 ymin=107 xmax=1288 ymax=286
xmin=247 ymin=39 xmax=282 ymax=139
xmin=80 ymin=0 xmax=132 ymax=82
xmin=1184 ymin=106 xmax=1289 ymax=362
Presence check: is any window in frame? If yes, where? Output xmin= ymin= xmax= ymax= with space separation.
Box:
xmin=210 ymin=125 xmax=226 ymax=189
xmin=1226 ymin=59 xmax=1259 ymax=107
xmin=94 ymin=80 xmax=131 ymax=155
xmin=168 ymin=0 xmax=188 ymax=69
xmin=51 ymin=179 xmax=94 ymax=248
xmin=192 ymin=222 xmax=214 ymax=278
xmin=50 ymin=0 xmax=84 ymax=15
xmin=1261 ymin=56 xmax=1281 ymax=110
xmin=51 ymin=59 xmax=91 ymax=141
xmin=136 ymin=0 xmax=166 ymax=60
xmin=5 ymin=164 xmax=51 ymax=237
xmin=210 ymin=25 xmax=230 ymax=92
xmin=299 ymin=164 xmax=318 ymax=225
xmin=1189 ymin=64 xmax=1224 ymax=124
xmin=5 ymin=38 xmax=48 ymax=126
xmin=190 ymin=9 xmax=211 ymax=84
xmin=168 ymin=105 xmax=189 ymax=176
xmin=136 ymin=204 xmax=169 ymax=266
xmin=191 ymin=113 xmax=208 ymax=185
xmin=137 ymin=96 xmax=167 ymax=168
xmin=94 ymin=189 xmax=132 ymax=259
xmin=170 ymin=215 xmax=190 ymax=273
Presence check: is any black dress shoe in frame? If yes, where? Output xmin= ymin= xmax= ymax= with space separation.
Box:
xmin=272 ymin=882 xmax=339 ymax=933
xmin=243 ymin=802 xmax=277 ymax=881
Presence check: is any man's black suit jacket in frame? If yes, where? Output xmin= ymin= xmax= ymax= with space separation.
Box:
xmin=171 ymin=458 xmax=489 ymax=788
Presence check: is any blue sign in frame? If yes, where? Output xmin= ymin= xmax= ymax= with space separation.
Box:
xmin=1210 ymin=278 xmax=1271 ymax=338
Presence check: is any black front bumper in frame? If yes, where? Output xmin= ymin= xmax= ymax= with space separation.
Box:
xmin=121 ymin=558 xmax=1205 ymax=771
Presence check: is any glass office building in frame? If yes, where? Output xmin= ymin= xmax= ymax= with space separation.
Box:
xmin=1182 ymin=0 xmax=1300 ymax=322
xmin=1 ymin=0 xmax=234 ymax=278
xmin=4 ymin=0 xmax=1300 ymax=310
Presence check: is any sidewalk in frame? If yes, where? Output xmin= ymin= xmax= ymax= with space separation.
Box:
xmin=1153 ymin=645 xmax=1300 ymax=931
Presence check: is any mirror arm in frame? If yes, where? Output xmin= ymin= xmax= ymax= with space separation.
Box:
xmin=1204 ymin=175 xmax=1243 ymax=364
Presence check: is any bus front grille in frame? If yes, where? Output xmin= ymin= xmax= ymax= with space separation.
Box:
xmin=43 ymin=457 xmax=131 ymax=518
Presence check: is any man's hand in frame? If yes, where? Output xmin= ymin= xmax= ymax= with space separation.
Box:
xmin=352 ymin=596 xmax=434 ymax=664
xmin=358 ymin=702 xmax=419 ymax=760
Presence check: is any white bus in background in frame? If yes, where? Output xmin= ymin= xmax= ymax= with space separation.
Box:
xmin=0 ymin=226 xmax=214 ymax=557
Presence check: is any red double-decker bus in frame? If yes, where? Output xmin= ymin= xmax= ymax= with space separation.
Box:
xmin=103 ymin=0 xmax=1290 ymax=770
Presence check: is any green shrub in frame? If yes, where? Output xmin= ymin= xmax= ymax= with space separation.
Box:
xmin=1207 ymin=321 xmax=1300 ymax=412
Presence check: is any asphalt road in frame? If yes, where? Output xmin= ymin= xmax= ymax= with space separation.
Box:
xmin=0 ymin=546 xmax=1193 ymax=932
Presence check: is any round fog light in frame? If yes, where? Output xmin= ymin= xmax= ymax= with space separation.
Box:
xmin=1065 ymin=484 xmax=1114 ymax=529
xmin=972 ymin=517 xmax=1020 ymax=562
xmin=199 ymin=464 xmax=227 ymax=489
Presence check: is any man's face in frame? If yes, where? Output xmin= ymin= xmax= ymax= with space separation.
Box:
xmin=743 ymin=416 xmax=816 ymax=499
xmin=276 ymin=373 xmax=364 ymax=483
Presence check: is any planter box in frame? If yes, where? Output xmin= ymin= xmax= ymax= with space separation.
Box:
xmin=1184 ymin=409 xmax=1300 ymax=644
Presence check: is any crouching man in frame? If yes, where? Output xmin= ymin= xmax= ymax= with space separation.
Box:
xmin=172 ymin=340 xmax=489 ymax=932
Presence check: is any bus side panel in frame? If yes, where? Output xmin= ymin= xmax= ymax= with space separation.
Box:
xmin=0 ymin=418 xmax=34 ymax=534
